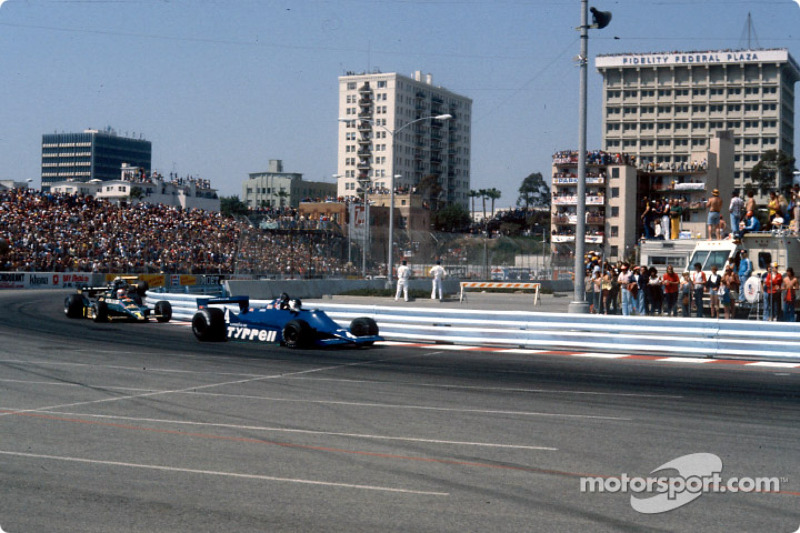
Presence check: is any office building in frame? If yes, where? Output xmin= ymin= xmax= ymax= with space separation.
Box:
xmin=41 ymin=128 xmax=151 ymax=190
xmin=337 ymin=70 xmax=472 ymax=207
xmin=596 ymin=49 xmax=800 ymax=193
xmin=242 ymin=159 xmax=337 ymax=209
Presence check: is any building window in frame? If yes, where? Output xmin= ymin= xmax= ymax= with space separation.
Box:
xmin=611 ymin=187 xmax=620 ymax=198
xmin=611 ymin=168 xmax=619 ymax=179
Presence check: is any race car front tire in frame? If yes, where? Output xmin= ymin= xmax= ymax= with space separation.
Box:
xmin=154 ymin=301 xmax=172 ymax=323
xmin=92 ymin=301 xmax=108 ymax=323
xmin=64 ymin=294 xmax=84 ymax=319
xmin=282 ymin=319 xmax=311 ymax=349
xmin=192 ymin=308 xmax=226 ymax=341
xmin=350 ymin=317 xmax=379 ymax=337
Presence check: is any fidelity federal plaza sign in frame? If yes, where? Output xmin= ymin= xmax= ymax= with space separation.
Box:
xmin=595 ymin=49 xmax=790 ymax=68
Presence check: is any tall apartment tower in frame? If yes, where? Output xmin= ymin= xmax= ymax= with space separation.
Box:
xmin=596 ymin=49 xmax=800 ymax=193
xmin=337 ymin=70 xmax=472 ymax=207
xmin=41 ymin=128 xmax=151 ymax=191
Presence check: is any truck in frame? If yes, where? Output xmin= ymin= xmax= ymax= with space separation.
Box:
xmin=686 ymin=233 xmax=800 ymax=276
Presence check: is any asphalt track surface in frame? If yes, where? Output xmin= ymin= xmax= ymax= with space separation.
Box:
xmin=1 ymin=290 xmax=799 ymax=532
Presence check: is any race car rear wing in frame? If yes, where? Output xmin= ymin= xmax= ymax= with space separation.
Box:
xmin=196 ymin=295 xmax=250 ymax=313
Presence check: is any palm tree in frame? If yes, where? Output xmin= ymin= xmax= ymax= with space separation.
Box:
xmin=479 ymin=188 xmax=488 ymax=222
xmin=468 ymin=189 xmax=480 ymax=220
xmin=486 ymin=188 xmax=502 ymax=218
xmin=277 ymin=188 xmax=289 ymax=209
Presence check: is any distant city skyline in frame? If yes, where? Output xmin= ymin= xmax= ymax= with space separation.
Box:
xmin=2 ymin=1 xmax=800 ymax=207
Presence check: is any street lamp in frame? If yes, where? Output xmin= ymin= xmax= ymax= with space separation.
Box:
xmin=339 ymin=113 xmax=452 ymax=286
xmin=569 ymin=1 xmax=611 ymax=314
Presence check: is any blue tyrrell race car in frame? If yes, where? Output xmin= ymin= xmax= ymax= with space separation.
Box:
xmin=191 ymin=293 xmax=382 ymax=349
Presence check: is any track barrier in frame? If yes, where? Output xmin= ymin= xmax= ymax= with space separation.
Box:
xmin=459 ymin=282 xmax=541 ymax=305
xmin=148 ymin=292 xmax=800 ymax=362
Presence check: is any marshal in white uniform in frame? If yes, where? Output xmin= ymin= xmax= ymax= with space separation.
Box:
xmin=429 ymin=262 xmax=447 ymax=301
xmin=395 ymin=261 xmax=411 ymax=302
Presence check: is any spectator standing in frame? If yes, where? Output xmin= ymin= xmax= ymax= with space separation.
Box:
xmin=737 ymin=250 xmax=752 ymax=304
xmin=690 ymin=262 xmax=707 ymax=317
xmin=647 ymin=266 xmax=663 ymax=315
xmin=635 ymin=266 xmax=648 ymax=316
xmin=429 ymin=261 xmax=447 ymax=301
xmin=641 ymin=201 xmax=654 ymax=240
xmin=744 ymin=190 xmax=758 ymax=219
xmin=729 ymin=191 xmax=745 ymax=238
xmin=669 ymin=199 xmax=683 ymax=240
xmin=763 ymin=262 xmax=783 ymax=322
xmin=767 ymin=191 xmax=780 ymax=224
xmin=601 ymin=267 xmax=613 ymax=315
xmin=662 ymin=265 xmax=680 ymax=317
xmin=720 ymin=266 xmax=738 ymax=319
xmin=707 ymin=189 xmax=722 ymax=240
xmin=791 ymin=184 xmax=800 ymax=236
xmin=706 ymin=265 xmax=721 ymax=319
xmin=782 ymin=267 xmax=798 ymax=322
xmin=618 ymin=263 xmax=633 ymax=316
xmin=590 ymin=266 xmax=602 ymax=313
xmin=659 ymin=199 xmax=671 ymax=241
xmin=679 ymin=271 xmax=693 ymax=317
xmin=395 ymin=260 xmax=411 ymax=302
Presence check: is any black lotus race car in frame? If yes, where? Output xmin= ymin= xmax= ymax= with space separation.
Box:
xmin=64 ymin=278 xmax=172 ymax=323
xmin=191 ymin=294 xmax=381 ymax=349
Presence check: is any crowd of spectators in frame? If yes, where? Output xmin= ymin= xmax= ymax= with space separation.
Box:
xmin=0 ymin=188 xmax=351 ymax=276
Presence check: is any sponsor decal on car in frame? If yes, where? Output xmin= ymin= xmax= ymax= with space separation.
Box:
xmin=227 ymin=323 xmax=278 ymax=342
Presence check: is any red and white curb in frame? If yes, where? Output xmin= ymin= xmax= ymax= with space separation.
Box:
xmin=376 ymin=341 xmax=800 ymax=371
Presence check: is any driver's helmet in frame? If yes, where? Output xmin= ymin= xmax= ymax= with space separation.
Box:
xmin=112 ymin=277 xmax=129 ymax=291
xmin=289 ymin=298 xmax=302 ymax=311
xmin=116 ymin=288 xmax=127 ymax=299
xmin=278 ymin=292 xmax=291 ymax=310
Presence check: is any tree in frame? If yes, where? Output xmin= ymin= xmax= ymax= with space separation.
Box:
xmin=750 ymin=150 xmax=796 ymax=194
xmin=432 ymin=202 xmax=471 ymax=232
xmin=418 ymin=174 xmax=443 ymax=210
xmin=277 ymin=188 xmax=289 ymax=209
xmin=468 ymin=189 xmax=480 ymax=219
xmin=129 ymin=186 xmax=144 ymax=202
xmin=220 ymin=196 xmax=249 ymax=217
xmin=485 ymin=188 xmax=501 ymax=218
xmin=517 ymin=172 xmax=549 ymax=210
xmin=479 ymin=188 xmax=488 ymax=222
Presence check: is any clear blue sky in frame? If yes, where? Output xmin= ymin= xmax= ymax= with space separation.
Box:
xmin=1 ymin=0 xmax=799 ymax=207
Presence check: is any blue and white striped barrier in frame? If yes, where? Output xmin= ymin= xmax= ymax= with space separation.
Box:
xmin=147 ymin=292 xmax=800 ymax=361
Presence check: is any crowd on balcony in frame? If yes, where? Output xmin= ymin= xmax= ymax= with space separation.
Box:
xmin=552 ymin=150 xmax=637 ymax=166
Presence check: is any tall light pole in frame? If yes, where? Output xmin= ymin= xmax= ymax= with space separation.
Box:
xmin=569 ymin=1 xmax=611 ymax=314
xmin=339 ymin=113 xmax=452 ymax=286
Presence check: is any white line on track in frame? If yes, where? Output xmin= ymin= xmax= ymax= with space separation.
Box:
xmin=170 ymin=390 xmax=631 ymax=421
xmin=0 ymin=359 xmax=269 ymax=378
xmin=0 ymin=354 xmax=426 ymax=419
xmin=0 ymin=450 xmax=449 ymax=496
xmin=283 ymin=376 xmax=682 ymax=398
xmin=29 ymin=411 xmax=557 ymax=451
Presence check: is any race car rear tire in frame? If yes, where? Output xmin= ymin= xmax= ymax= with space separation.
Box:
xmin=154 ymin=301 xmax=172 ymax=323
xmin=135 ymin=280 xmax=149 ymax=298
xmin=92 ymin=301 xmax=108 ymax=323
xmin=282 ymin=319 xmax=311 ymax=349
xmin=350 ymin=317 xmax=379 ymax=337
xmin=192 ymin=308 xmax=226 ymax=342
xmin=64 ymin=294 xmax=84 ymax=319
